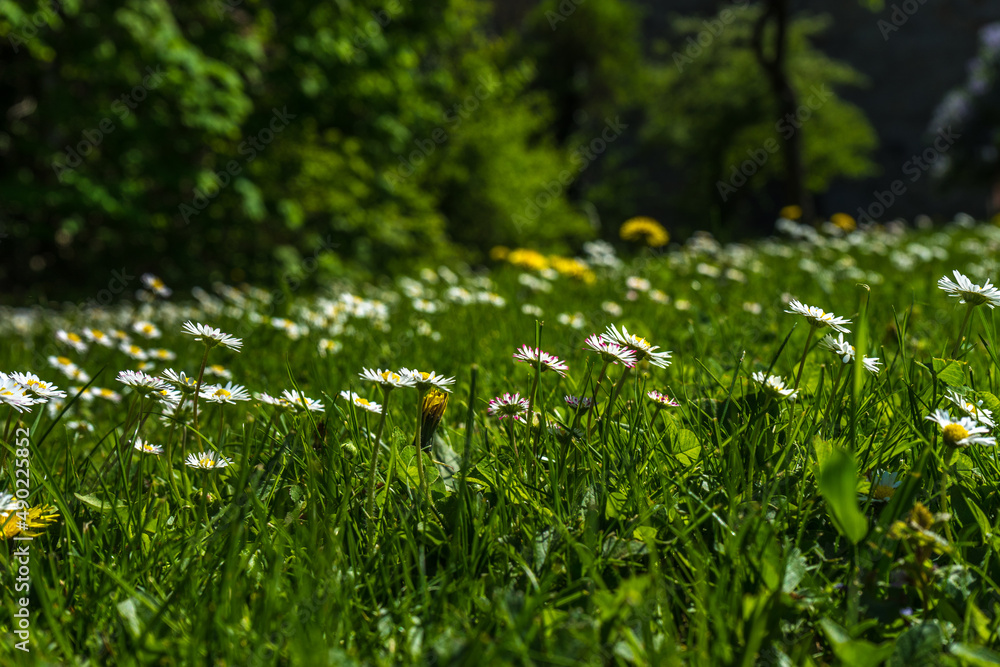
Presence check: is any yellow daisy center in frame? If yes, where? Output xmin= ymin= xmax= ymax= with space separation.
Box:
xmin=356 ymin=398 xmax=372 ymax=407
xmin=199 ymin=458 xmax=214 ymax=467
xmin=57 ymin=356 xmax=73 ymax=365
xmin=67 ymin=333 xmax=81 ymax=342
xmin=213 ymin=389 xmax=231 ymax=399
xmin=872 ymin=484 xmax=896 ymax=500
xmin=943 ymin=423 xmax=969 ymax=446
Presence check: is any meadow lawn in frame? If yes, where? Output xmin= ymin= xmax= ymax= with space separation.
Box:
xmin=5 ymin=218 xmax=1000 ymax=665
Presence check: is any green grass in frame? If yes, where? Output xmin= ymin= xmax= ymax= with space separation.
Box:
xmin=4 ymin=223 xmax=1000 ymax=665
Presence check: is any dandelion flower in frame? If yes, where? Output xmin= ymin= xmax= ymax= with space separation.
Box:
xmin=339 ymin=391 xmax=382 ymax=414
xmin=419 ymin=390 xmax=449 ymax=450
xmin=937 ymin=270 xmax=1000 ymax=308
xmin=184 ymin=450 xmax=232 ymax=470
xmin=784 ymin=299 xmax=852 ymax=333
xmin=181 ymin=321 xmax=243 ymax=351
xmin=752 ymin=372 xmax=798 ymax=401
xmin=512 ymin=345 xmax=569 ymax=377
xmin=620 ymin=217 xmax=669 ymax=247
xmin=0 ymin=496 xmax=59 ymax=540
xmin=488 ymin=393 xmax=530 ymax=423
xmin=926 ymin=409 xmax=995 ymax=448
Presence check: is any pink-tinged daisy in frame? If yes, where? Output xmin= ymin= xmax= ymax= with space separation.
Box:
xmin=181 ymin=321 xmax=243 ymax=352
xmin=10 ymin=373 xmax=67 ymax=401
xmin=564 ymin=395 xmax=594 ymax=411
xmin=184 ymin=450 xmax=232 ymax=470
xmin=132 ymin=321 xmax=162 ymax=339
xmin=142 ymin=273 xmax=173 ymax=298
xmin=199 ymin=382 xmax=251 ymax=404
xmin=784 ymin=299 xmax=852 ymax=333
xmin=0 ymin=375 xmax=36 ymax=413
xmin=339 ymin=391 xmax=382 ymax=414
xmin=359 ymin=368 xmax=415 ymax=390
xmin=926 ymin=410 xmax=996 ymax=448
xmin=601 ymin=325 xmax=672 ymax=368
xmin=937 ymin=270 xmax=1000 ymax=308
xmin=583 ymin=334 xmax=637 ymax=367
xmin=82 ymin=328 xmax=115 ymax=348
xmin=56 ymin=330 xmax=88 ymax=353
xmin=512 ymin=345 xmax=569 ymax=377
xmin=398 ymin=369 xmax=455 ymax=393
xmin=488 ymin=393 xmax=530 ymax=423
xmin=116 ymin=370 xmax=168 ymax=396
xmin=133 ymin=438 xmax=164 ymax=456
xmin=647 ymin=390 xmax=680 ymax=407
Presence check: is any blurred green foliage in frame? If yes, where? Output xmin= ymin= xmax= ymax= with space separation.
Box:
xmin=0 ymin=0 xmax=879 ymax=298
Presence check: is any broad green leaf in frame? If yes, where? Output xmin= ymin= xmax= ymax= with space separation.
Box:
xmin=817 ymin=448 xmax=868 ymax=544
xmin=949 ymin=643 xmax=1000 ymax=666
xmin=820 ymin=619 xmax=895 ymax=667
xmin=74 ymin=493 xmax=127 ymax=512
xmin=932 ymin=358 xmax=967 ymax=386
xmin=674 ymin=429 xmax=701 ymax=465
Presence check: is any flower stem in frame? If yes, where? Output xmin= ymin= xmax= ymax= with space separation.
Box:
xmin=192 ymin=344 xmax=211 ymax=434
xmin=413 ymin=388 xmax=430 ymax=504
xmin=941 ymin=446 xmax=957 ymax=542
xmin=793 ymin=327 xmax=816 ymax=392
xmin=365 ymin=389 xmax=392 ymax=522
xmin=586 ymin=361 xmax=610 ymax=441
xmin=951 ymin=304 xmax=975 ymax=358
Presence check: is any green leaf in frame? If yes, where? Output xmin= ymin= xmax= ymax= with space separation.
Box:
xmin=819 ymin=619 xmax=894 ymax=667
xmin=932 ymin=358 xmax=967 ymax=386
xmin=673 ymin=429 xmax=701 ymax=465
xmin=74 ymin=493 xmax=127 ymax=512
xmin=949 ymin=643 xmax=1000 ymax=666
xmin=890 ymin=622 xmax=945 ymax=666
xmin=817 ymin=448 xmax=868 ymax=544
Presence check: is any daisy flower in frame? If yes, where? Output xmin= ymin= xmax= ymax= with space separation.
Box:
xmin=488 ymin=393 xmax=530 ymax=423
xmin=945 ymin=389 xmax=995 ymax=428
xmin=859 ymin=471 xmax=901 ymax=504
xmin=120 ymin=342 xmax=148 ymax=360
xmin=132 ymin=321 xmax=162 ymax=339
xmin=82 ymin=328 xmax=114 ymax=348
xmin=10 ymin=372 xmax=67 ymax=400
xmin=647 ymin=390 xmax=680 ymax=407
xmin=751 ymin=371 xmax=798 ymax=401
xmin=142 ymin=273 xmax=173 ymax=298
xmin=339 ymin=391 xmax=382 ymax=414
xmin=47 ymin=355 xmax=80 ymax=379
xmin=583 ymin=334 xmax=637 ymax=367
xmin=937 ymin=270 xmax=1000 ymax=308
xmin=184 ymin=451 xmax=233 ymax=470
xmin=601 ymin=324 xmax=672 ymax=368
xmin=512 ymin=345 xmax=569 ymax=377
xmin=784 ymin=299 xmax=852 ymax=333
xmin=116 ymin=370 xmax=168 ymax=396
xmin=280 ymin=389 xmax=325 ymax=413
xmin=133 ymin=438 xmax=164 ymax=456
xmin=181 ymin=321 xmax=243 ymax=351
xmin=318 ymin=339 xmax=342 ymax=357
xmin=818 ymin=333 xmax=882 ymax=374
xmin=161 ymin=369 xmax=199 ymax=393
xmin=564 ymin=395 xmax=594 ymax=411
xmin=56 ymin=330 xmax=88 ymax=353
xmin=205 ymin=364 xmax=232 ymax=380
xmin=255 ymin=391 xmax=293 ymax=411
xmin=89 ymin=387 xmax=123 ymax=403
xmin=154 ymin=387 xmax=183 ymax=407
xmin=359 ymin=368 xmax=415 ymax=390
xmin=148 ymin=348 xmax=177 ymax=362
xmin=926 ymin=409 xmax=996 ymax=448
xmin=199 ymin=382 xmax=251 ymax=404
xmin=399 ymin=369 xmax=456 ymax=393
xmin=0 ymin=375 xmax=36 ymax=412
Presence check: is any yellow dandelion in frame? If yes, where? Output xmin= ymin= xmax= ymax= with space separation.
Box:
xmin=506 ymin=248 xmax=550 ymax=272
xmin=0 ymin=503 xmax=60 ymax=540
xmin=619 ymin=217 xmax=669 ymax=247
xmin=779 ymin=205 xmax=803 ymax=220
xmin=419 ymin=389 xmax=449 ymax=451
xmin=830 ymin=212 xmax=856 ymax=232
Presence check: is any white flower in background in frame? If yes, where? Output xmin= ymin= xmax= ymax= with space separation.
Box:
xmin=521 ymin=304 xmax=544 ymax=317
xmin=751 ymin=372 xmax=798 ymax=401
xmin=626 ymin=276 xmax=651 ymax=291
xmin=181 ymin=321 xmax=243 ymax=351
xmin=557 ymin=312 xmax=585 ymax=329
xmin=116 ymin=370 xmax=168 ymax=396
xmin=205 ymin=364 xmax=232 ymax=380
xmin=784 ymin=299 xmax=852 ymax=333
xmin=10 ymin=373 xmax=67 ymax=401
xmin=818 ymin=333 xmax=882 ymax=374
xmin=279 ymin=389 xmax=325 ymax=413
xmin=82 ymin=328 xmax=115 ymax=348
xmin=89 ymin=387 xmax=123 ymax=403
xmin=318 ymin=339 xmax=342 ymax=357
xmin=141 ymin=273 xmax=173 ymax=298
xmin=945 ymin=389 xmax=996 ymax=428
xmin=399 ymin=369 xmax=456 ymax=393
xmin=120 ymin=342 xmax=148 ymax=360
xmin=133 ymin=438 xmax=164 ymax=456
xmin=147 ymin=348 xmax=177 ymax=361
xmin=359 ymin=368 xmax=414 ymax=390
xmin=937 ymin=270 xmax=1000 ymax=308
xmin=132 ymin=321 xmax=162 ymax=339
xmin=185 ymin=450 xmax=232 ymax=470
xmin=602 ymin=324 xmax=672 ymax=368
xmin=339 ymin=391 xmax=382 ymax=414
xmin=56 ymin=330 xmax=88 ymax=353
xmin=601 ymin=302 xmax=623 ymax=317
